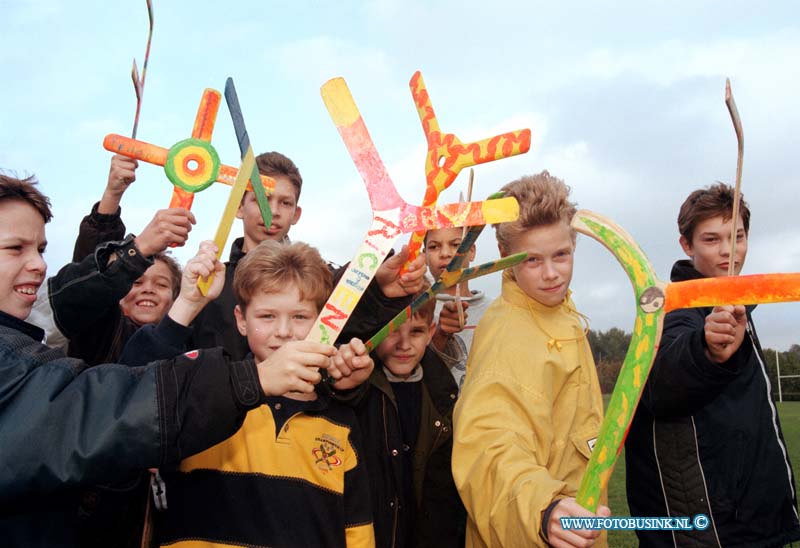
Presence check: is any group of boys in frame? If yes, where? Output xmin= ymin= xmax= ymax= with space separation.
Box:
xmin=0 ymin=145 xmax=798 ymax=548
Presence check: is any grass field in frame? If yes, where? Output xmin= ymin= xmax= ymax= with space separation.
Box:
xmin=603 ymin=400 xmax=800 ymax=547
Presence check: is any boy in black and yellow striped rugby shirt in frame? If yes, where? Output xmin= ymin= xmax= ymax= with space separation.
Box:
xmin=145 ymin=240 xmax=376 ymax=548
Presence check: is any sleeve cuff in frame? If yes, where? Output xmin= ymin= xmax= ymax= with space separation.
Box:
xmin=95 ymin=234 xmax=153 ymax=274
xmin=89 ymin=201 xmax=123 ymax=225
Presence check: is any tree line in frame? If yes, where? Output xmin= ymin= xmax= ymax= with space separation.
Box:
xmin=588 ymin=329 xmax=800 ymax=401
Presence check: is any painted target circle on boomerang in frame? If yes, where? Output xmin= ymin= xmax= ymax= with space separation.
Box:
xmin=164 ymin=138 xmax=221 ymax=193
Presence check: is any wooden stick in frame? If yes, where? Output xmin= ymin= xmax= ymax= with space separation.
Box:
xmin=455 ymin=168 xmax=475 ymax=329
xmin=130 ymin=0 xmax=154 ymax=139
xmin=725 ymin=78 xmax=744 ymax=276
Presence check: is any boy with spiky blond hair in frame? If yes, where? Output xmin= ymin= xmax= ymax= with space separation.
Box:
xmin=134 ymin=240 xmax=375 ymax=548
xmin=452 ymin=171 xmax=610 ymax=547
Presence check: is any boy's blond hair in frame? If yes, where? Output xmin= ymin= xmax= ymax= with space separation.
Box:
xmin=495 ymin=170 xmax=577 ymax=254
xmin=233 ymin=241 xmax=331 ymax=312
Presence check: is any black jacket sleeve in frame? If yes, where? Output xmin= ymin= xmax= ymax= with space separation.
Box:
xmin=332 ymin=258 xmax=413 ymax=346
xmin=73 ymin=202 xmax=127 ymax=262
xmin=118 ymin=314 xmax=194 ymax=367
xmin=49 ymin=235 xmax=152 ymax=340
xmin=0 ymin=332 xmax=264 ymax=506
xmin=641 ymin=306 xmax=752 ymax=418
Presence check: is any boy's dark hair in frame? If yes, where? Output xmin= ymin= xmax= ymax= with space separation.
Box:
xmin=256 ymin=151 xmax=303 ymax=201
xmin=678 ymin=182 xmax=751 ymax=242
xmin=153 ymin=252 xmax=182 ymax=299
xmin=233 ymin=240 xmax=331 ymax=312
xmin=495 ymin=171 xmax=577 ymax=254
xmin=0 ymin=173 xmax=53 ymax=222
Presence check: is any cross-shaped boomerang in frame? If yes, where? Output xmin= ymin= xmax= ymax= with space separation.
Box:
xmin=571 ymin=210 xmax=800 ymax=511
xmin=365 ymin=192 xmax=528 ymax=352
xmin=399 ymin=71 xmax=531 ymax=274
xmin=306 ymin=77 xmax=522 ymax=345
xmin=103 ymin=89 xmax=272 ymax=225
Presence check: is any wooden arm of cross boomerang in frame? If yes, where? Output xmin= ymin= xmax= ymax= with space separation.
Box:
xmin=103 ymin=134 xmax=276 ymax=200
xmin=571 ymin=210 xmax=666 ymax=512
xmin=401 ymin=71 xmax=532 ymax=272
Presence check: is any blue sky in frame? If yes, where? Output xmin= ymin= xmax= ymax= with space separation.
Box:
xmin=2 ymin=0 xmax=799 ymax=349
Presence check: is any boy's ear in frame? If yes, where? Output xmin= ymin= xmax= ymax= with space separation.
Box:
xmin=498 ymin=243 xmax=508 ymax=258
xmin=467 ymin=244 xmax=477 ymax=263
xmin=290 ymin=205 xmax=302 ymax=226
xmin=234 ymin=304 xmax=247 ymax=336
xmin=427 ymin=320 xmax=437 ymax=344
xmin=679 ymin=235 xmax=693 ymax=258
xmin=235 ymin=192 xmax=250 ymax=220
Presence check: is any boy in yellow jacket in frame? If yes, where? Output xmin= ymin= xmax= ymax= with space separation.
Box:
xmin=452 ymin=171 xmax=610 ymax=547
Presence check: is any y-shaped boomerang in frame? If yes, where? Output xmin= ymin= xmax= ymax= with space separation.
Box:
xmin=401 ymin=71 xmax=531 ymax=273
xmin=572 ymin=210 xmax=800 ymax=511
xmin=306 ymin=78 xmax=520 ymax=344
xmin=104 ymin=89 xmax=272 ymax=224
xmin=366 ymin=193 xmax=527 ymax=351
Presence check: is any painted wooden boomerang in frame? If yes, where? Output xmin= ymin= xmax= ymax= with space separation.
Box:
xmin=306 ymin=77 xmax=520 ymax=345
xmin=400 ymin=71 xmax=531 ymax=273
xmin=104 ymin=89 xmax=274 ymax=221
xmin=572 ymin=209 xmax=800 ymax=511
xmin=366 ymin=194 xmax=526 ymax=352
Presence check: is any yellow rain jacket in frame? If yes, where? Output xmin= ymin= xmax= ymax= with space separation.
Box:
xmin=452 ymin=271 xmax=606 ymax=547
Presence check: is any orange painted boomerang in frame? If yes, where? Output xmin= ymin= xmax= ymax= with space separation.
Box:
xmin=664 ymin=273 xmax=800 ymax=313
xmin=104 ymin=88 xmax=275 ymax=209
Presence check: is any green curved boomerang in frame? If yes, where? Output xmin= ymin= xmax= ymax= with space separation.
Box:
xmin=571 ymin=210 xmax=666 ymax=511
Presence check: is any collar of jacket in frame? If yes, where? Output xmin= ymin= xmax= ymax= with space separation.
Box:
xmin=500 ymin=269 xmax=587 ymax=352
xmin=500 ymin=269 xmax=575 ymax=314
xmin=670 ymin=259 xmax=705 ymax=282
xmin=229 ymin=235 xmax=293 ymax=267
xmin=0 ymin=310 xmax=45 ymax=342
xmin=370 ymin=348 xmax=458 ymax=416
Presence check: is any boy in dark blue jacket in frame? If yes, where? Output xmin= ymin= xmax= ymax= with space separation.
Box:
xmin=625 ymin=183 xmax=800 ymax=547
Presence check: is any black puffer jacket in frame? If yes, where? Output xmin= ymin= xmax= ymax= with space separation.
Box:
xmin=625 ymin=260 xmax=800 ymax=548
xmin=0 ymin=311 xmax=264 ymax=547
xmin=355 ymin=348 xmax=465 ymax=548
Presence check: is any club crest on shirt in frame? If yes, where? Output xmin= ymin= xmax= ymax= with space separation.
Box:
xmin=312 ymin=434 xmax=344 ymax=471
xmin=183 ymin=350 xmax=199 ymax=360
